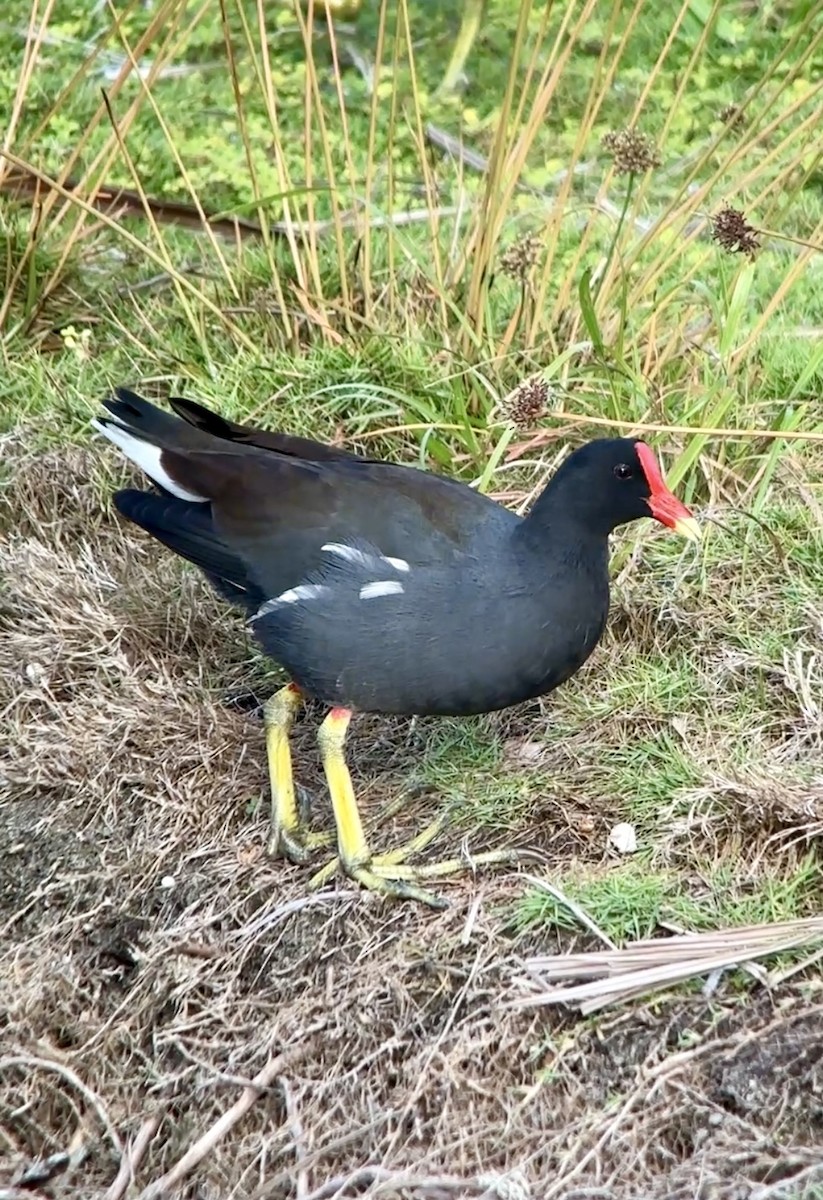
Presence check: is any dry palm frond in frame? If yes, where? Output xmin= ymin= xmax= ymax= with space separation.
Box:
xmin=512 ymin=916 xmax=823 ymax=1014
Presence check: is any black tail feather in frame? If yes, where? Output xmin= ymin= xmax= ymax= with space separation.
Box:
xmin=113 ymin=488 xmax=264 ymax=614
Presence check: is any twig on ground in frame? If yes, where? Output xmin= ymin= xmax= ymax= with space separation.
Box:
xmin=545 ymin=1036 xmax=732 ymax=1198
xmin=280 ymin=1075 xmax=310 ymax=1200
xmin=136 ymin=1045 xmax=308 ymax=1200
xmin=750 ymin=1160 xmax=823 ymax=1199
xmin=106 ymin=1114 xmax=163 ymax=1200
xmin=0 ymin=1190 xmax=54 ymax=1199
xmin=11 ymin=1144 xmax=87 ymax=1189
xmin=512 ymin=917 xmax=823 ymax=1012
xmin=232 ymin=889 xmax=361 ymax=940
xmin=0 ymin=1055 xmax=123 ymax=1159
xmin=302 ymin=1167 xmax=529 ymax=1200
xmin=1 ymin=166 xmax=463 ymax=240
xmin=168 ymin=1039 xmax=275 ymax=1091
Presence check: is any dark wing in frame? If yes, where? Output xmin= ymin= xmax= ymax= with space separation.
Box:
xmin=168 ymin=394 xmax=372 ymax=463
xmin=158 ymin=445 xmax=512 ymax=600
xmin=106 ymin=387 xmax=372 ymax=464
xmin=98 ymin=388 xmax=514 ymax=609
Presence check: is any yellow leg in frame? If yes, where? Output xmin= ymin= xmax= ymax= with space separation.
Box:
xmin=312 ymin=709 xmax=518 ymax=908
xmin=315 ymin=707 xmax=369 ymax=862
xmin=265 ymin=684 xmax=331 ymax=862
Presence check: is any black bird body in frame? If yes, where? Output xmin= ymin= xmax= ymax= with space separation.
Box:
xmin=93 ymin=388 xmax=698 ymax=905
xmin=96 ymin=391 xmax=684 ymax=717
xmin=251 ymin=525 xmax=609 ymax=716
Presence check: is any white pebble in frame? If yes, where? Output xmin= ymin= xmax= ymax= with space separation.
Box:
xmin=608 ymin=822 xmax=637 ymax=854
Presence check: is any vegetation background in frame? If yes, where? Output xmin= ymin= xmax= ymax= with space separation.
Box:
xmin=1 ymin=0 xmax=822 ymax=1196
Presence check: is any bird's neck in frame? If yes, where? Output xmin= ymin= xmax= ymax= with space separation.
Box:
xmin=518 ymin=483 xmax=612 ymax=562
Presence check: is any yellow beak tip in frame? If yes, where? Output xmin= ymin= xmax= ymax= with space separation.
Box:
xmin=673 ymin=516 xmax=702 ymax=543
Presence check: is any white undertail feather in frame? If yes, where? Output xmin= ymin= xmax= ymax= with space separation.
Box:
xmin=92 ymin=419 xmax=208 ymax=502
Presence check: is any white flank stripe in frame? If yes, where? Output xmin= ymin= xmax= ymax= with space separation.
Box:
xmin=360 ymin=580 xmax=404 ymax=599
xmin=321 ymin=542 xmax=370 ymax=567
xmin=92 ymin=419 xmax=207 ymax=502
xmin=321 ymin=542 xmax=410 ymax=574
xmin=251 ymin=584 xmax=329 ymax=622
xmin=384 ymin=555 xmax=410 ymax=573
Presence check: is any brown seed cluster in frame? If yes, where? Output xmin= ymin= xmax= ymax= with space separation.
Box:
xmin=719 ymin=103 xmax=745 ymax=130
xmin=501 ymin=376 xmax=550 ymax=427
xmin=500 ymin=232 xmax=543 ymax=281
xmin=602 ymin=127 xmax=662 ymax=175
xmin=711 ymin=205 xmax=760 ymax=256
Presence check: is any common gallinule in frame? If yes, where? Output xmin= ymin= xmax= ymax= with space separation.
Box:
xmin=93 ymin=388 xmax=699 ymax=905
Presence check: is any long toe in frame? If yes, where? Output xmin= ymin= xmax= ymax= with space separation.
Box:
xmin=306 ymin=811 xmax=450 ymax=890
xmin=309 ymin=842 xmax=522 ymax=906
xmin=346 ymin=864 xmax=450 ymax=909
xmin=268 ymin=825 xmax=334 ymax=863
xmin=380 ymin=846 xmax=523 ymax=880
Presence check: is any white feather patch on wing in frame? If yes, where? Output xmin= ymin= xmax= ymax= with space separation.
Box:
xmin=92 ymin=419 xmax=208 ymax=502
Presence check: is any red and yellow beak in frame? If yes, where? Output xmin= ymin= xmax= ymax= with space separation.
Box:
xmin=635 ymin=442 xmax=701 ymax=542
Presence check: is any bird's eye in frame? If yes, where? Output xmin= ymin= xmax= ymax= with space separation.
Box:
xmin=614 ymin=463 xmax=634 ymax=480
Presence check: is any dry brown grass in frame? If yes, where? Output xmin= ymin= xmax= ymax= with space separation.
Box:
xmin=2 ymin=438 xmax=822 ymax=1200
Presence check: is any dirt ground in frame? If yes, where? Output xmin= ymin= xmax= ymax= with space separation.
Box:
xmin=2 ymin=440 xmax=822 ymax=1200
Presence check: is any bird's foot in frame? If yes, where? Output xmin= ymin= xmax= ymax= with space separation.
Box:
xmin=314 ymin=709 xmax=520 ymax=906
xmin=268 ymin=785 xmax=334 ymax=862
xmin=307 ymin=812 xmax=448 ymax=897
xmin=338 ymin=864 xmax=451 ymax=909
xmin=268 ymin=825 xmax=335 ymax=864
xmin=308 ymin=813 xmax=519 ymax=908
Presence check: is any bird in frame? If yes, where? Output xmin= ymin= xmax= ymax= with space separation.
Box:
xmin=92 ymin=387 xmax=699 ymax=906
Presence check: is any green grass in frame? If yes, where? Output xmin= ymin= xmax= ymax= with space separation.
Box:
xmin=513 ymin=854 xmax=821 ymax=942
